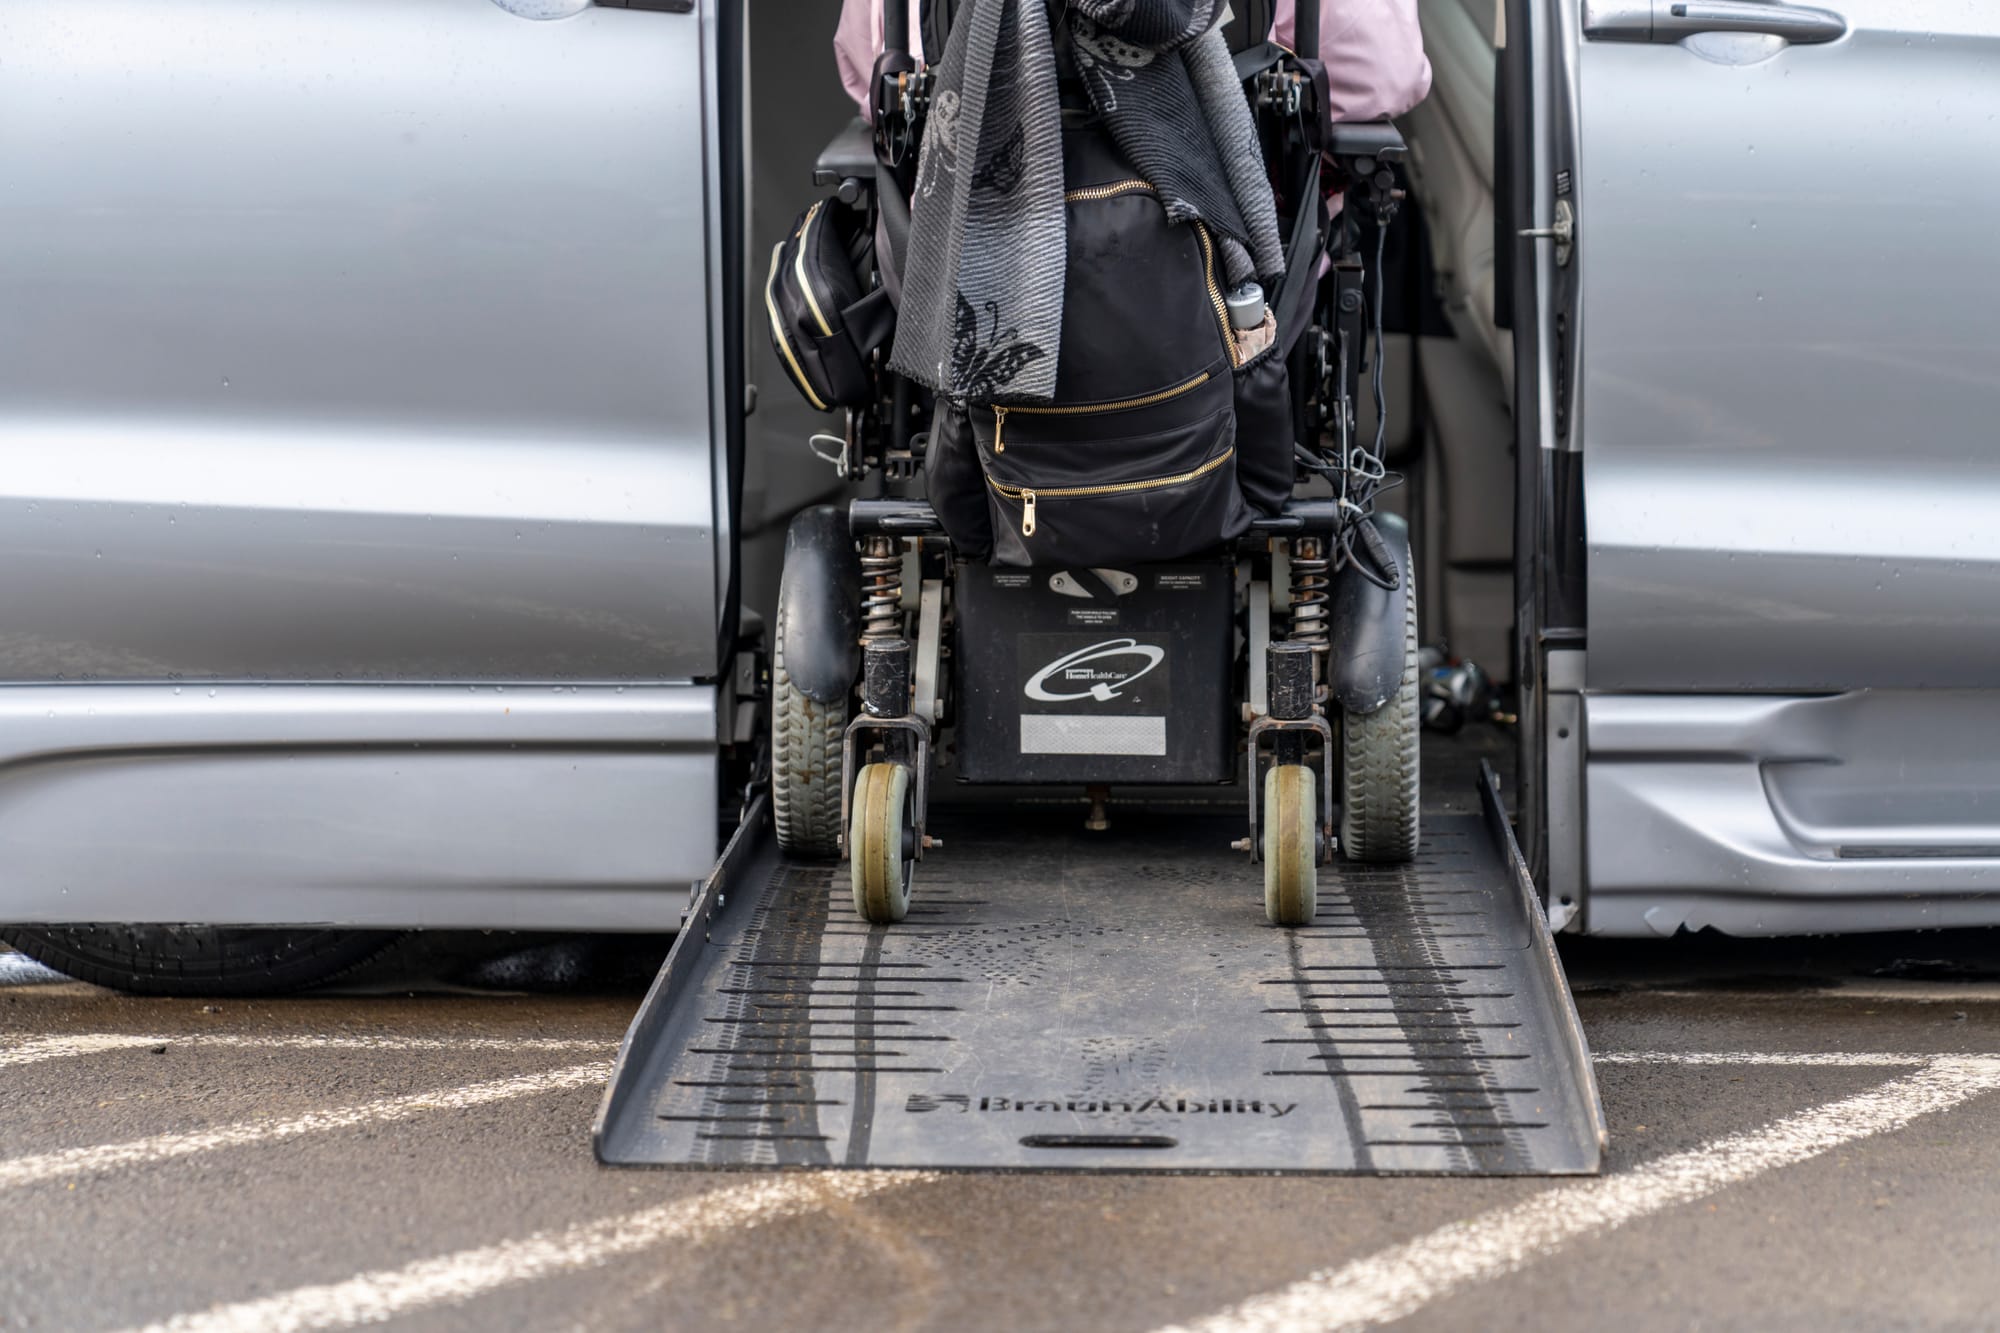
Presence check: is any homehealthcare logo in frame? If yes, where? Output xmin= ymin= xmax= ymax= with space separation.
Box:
xmin=1022 ymin=638 xmax=1166 ymax=704
xmin=904 ymin=1093 xmax=1297 ymax=1118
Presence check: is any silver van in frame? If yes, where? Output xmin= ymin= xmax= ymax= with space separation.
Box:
xmin=2 ymin=0 xmax=1996 ymax=990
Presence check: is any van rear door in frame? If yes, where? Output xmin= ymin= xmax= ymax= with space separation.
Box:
xmin=1574 ymin=1 xmax=2000 ymax=691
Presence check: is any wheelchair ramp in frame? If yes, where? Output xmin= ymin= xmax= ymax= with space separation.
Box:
xmin=595 ymin=766 xmax=1605 ymax=1175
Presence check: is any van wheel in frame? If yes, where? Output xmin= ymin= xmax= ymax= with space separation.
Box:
xmin=0 ymin=926 xmax=398 ymax=997
xmin=1263 ymin=764 xmax=1318 ymax=926
xmin=1340 ymin=578 xmax=1421 ymax=863
xmin=772 ymin=616 xmax=847 ymax=859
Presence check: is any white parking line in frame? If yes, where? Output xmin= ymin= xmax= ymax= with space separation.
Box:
xmin=0 ymin=952 xmax=66 ymax=987
xmin=1159 ymin=1056 xmax=2000 ymax=1333
xmin=0 ymin=1034 xmax=166 ymax=1069
xmin=1594 ymin=1050 xmax=1934 ymax=1066
xmin=0 ymin=1061 xmax=612 ymax=1193
xmin=0 ymin=1037 xmax=1939 ymax=1072
xmin=213 ymin=1035 xmax=610 ymax=1054
xmin=0 ymin=1033 xmax=610 ymax=1067
xmin=121 ymin=1172 xmax=938 ymax=1333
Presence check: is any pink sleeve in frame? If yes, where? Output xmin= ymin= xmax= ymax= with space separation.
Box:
xmin=1271 ymin=0 xmax=1433 ymax=124
xmin=835 ymin=0 xmax=927 ymax=121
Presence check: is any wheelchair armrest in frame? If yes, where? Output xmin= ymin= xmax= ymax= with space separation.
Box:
xmin=814 ymin=117 xmax=878 ymax=186
xmin=1326 ymin=121 xmax=1407 ymax=165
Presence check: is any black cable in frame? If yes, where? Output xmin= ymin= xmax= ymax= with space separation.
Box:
xmin=1323 ymin=214 xmax=1402 ymax=592
xmin=1371 ymin=221 xmax=1390 ymax=471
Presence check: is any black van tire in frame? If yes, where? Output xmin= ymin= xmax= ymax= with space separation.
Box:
xmin=1340 ymin=580 xmax=1421 ymax=863
xmin=0 ymin=926 xmax=399 ymax=996
xmin=772 ymin=617 xmax=848 ymax=859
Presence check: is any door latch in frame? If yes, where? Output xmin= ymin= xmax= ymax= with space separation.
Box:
xmin=1520 ymin=198 xmax=1575 ymax=268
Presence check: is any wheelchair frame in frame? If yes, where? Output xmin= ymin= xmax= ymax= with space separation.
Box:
xmin=781 ymin=3 xmax=1422 ymax=926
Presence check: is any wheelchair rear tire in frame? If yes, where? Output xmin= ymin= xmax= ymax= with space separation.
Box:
xmin=772 ymin=616 xmax=848 ymax=860
xmin=1339 ymin=575 xmax=1421 ymax=863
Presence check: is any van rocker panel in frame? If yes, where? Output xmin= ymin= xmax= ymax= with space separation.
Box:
xmin=0 ymin=684 xmax=718 ymax=931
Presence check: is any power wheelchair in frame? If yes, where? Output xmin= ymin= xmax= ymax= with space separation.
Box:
xmin=770 ymin=2 xmax=1421 ymax=927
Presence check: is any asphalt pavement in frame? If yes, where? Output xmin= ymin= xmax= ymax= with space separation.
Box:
xmin=4 ymin=932 xmax=2000 ymax=1333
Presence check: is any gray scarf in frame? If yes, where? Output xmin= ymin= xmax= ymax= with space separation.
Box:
xmin=888 ymin=0 xmax=1284 ymax=405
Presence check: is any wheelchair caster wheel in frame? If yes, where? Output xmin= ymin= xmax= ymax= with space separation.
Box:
xmin=850 ymin=762 xmax=914 ymax=924
xmin=1263 ymin=763 xmax=1318 ymax=926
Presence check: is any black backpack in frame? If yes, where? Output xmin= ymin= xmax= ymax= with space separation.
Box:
xmin=923 ymin=118 xmax=1294 ymax=567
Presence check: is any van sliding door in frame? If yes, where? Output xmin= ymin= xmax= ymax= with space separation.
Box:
xmin=1577 ymin=1 xmax=2000 ymax=691
xmin=0 ymin=0 xmax=718 ymax=684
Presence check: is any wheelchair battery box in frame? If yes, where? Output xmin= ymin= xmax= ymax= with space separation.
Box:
xmin=952 ymin=562 xmax=1235 ymax=785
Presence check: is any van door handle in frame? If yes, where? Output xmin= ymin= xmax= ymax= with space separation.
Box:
xmin=1584 ymin=0 xmax=1847 ymax=44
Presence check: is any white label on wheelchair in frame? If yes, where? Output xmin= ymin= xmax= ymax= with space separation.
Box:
xmin=1019 ymin=715 xmax=1167 ymax=757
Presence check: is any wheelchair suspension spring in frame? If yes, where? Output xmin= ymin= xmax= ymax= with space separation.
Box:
xmin=859 ymin=536 xmax=904 ymax=644
xmin=1289 ymin=537 xmax=1330 ymax=652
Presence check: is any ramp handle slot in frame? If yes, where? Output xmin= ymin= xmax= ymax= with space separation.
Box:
xmin=1018 ymin=1134 xmax=1179 ymax=1151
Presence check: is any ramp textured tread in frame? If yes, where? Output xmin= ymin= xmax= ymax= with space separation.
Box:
xmin=598 ymin=803 xmax=1601 ymax=1175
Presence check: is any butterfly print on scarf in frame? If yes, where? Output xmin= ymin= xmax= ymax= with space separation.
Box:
xmin=916 ymin=88 xmax=963 ymax=202
xmin=1069 ymin=16 xmax=1154 ymax=112
xmin=950 ymin=293 xmax=1046 ymax=398
xmin=970 ymin=123 xmax=1028 ymax=196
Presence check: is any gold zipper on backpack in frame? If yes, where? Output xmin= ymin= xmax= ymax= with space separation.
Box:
xmin=988 ymin=449 xmax=1235 ymax=538
xmin=1194 ymin=222 xmax=1241 ymax=366
xmin=988 ymin=371 xmax=1212 ymax=453
xmin=1064 ymin=178 xmax=1156 ymax=203
xmin=793 ymin=201 xmax=834 ymax=337
xmin=765 ymin=242 xmax=828 ymax=412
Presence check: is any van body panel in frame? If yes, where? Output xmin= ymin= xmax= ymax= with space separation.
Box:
xmin=1578 ymin=2 xmax=2000 ymax=691
xmin=0 ymin=0 xmax=717 ymax=682
xmin=0 ymin=684 xmax=716 ymax=928
xmin=0 ymin=0 xmax=730 ymax=928
xmin=1585 ymin=691 xmax=2000 ymax=935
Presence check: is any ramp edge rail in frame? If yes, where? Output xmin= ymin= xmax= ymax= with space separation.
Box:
xmin=1481 ymin=760 xmax=1609 ymax=1159
xmin=593 ymin=793 xmax=772 ymax=1161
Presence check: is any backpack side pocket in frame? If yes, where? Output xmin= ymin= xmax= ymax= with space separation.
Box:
xmin=1232 ymin=311 xmax=1295 ymax=516
xmin=765 ymin=199 xmax=887 ymax=411
xmin=923 ymin=401 xmax=995 ymax=562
